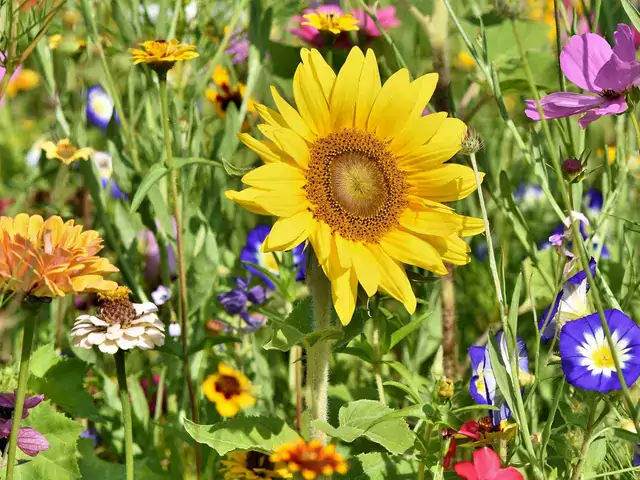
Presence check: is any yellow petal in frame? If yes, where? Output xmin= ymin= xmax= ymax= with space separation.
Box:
xmin=367 ymin=244 xmax=416 ymax=314
xmin=270 ymin=86 xmax=316 ymax=143
xmin=423 ymin=234 xmax=471 ymax=265
xmin=333 ymin=233 xmax=352 ymax=269
xmin=330 ymin=47 xmax=365 ymax=130
xmin=255 ymin=104 xmax=288 ymax=128
xmin=398 ymin=209 xmax=463 ymax=236
xmin=367 ymin=68 xmax=410 ymax=133
xmin=238 ymin=134 xmax=283 ymax=164
xmin=331 ymin=267 xmax=358 ymax=325
xmin=390 ymin=112 xmax=447 ymax=158
xmin=296 ymin=61 xmax=331 ymax=136
xmin=293 ymin=66 xmax=318 ymax=136
xmin=459 ymin=216 xmax=486 ymax=236
xmin=349 ymin=242 xmax=380 ymax=297
xmin=241 ymin=162 xmax=306 ymax=190
xmin=263 ymin=210 xmax=314 ymax=252
xmin=225 ymin=189 xmax=272 ymax=215
xmin=408 ymin=72 xmax=439 ymax=117
xmin=259 ymin=125 xmax=310 ymax=169
xmin=305 ymin=48 xmax=336 ymax=101
xmin=308 ymin=220 xmax=332 ymax=264
xmin=216 ymin=399 xmax=240 ymax=418
xmin=407 ymin=164 xmax=481 ymax=201
xmin=398 ymin=118 xmax=467 ymax=170
xmin=406 ymin=195 xmax=453 ymax=212
xmin=252 ymin=189 xmax=309 ymax=217
xmin=355 ymin=49 xmax=381 ymax=130
xmin=379 ymin=228 xmax=448 ymax=275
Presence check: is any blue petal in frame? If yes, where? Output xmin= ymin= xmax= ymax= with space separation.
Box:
xmin=244 ymin=225 xmax=271 ymax=253
xmin=469 ymin=346 xmax=485 ymax=374
xmin=583 ymin=188 xmax=603 ymax=213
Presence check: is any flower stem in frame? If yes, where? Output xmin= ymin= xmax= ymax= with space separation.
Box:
xmin=5 ymin=314 xmax=36 ymax=480
xmin=417 ymin=421 xmax=434 ymax=480
xmin=306 ymin=255 xmax=332 ymax=443
xmin=570 ymin=399 xmax=597 ymax=480
xmin=629 ymin=111 xmax=640 ymax=148
xmin=115 ymin=351 xmax=134 ymax=480
xmin=158 ymin=77 xmax=202 ymax=479
xmin=0 ymin=0 xmax=20 ymax=101
xmin=371 ymin=315 xmax=386 ymax=405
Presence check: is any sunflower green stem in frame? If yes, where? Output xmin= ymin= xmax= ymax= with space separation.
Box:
xmin=115 ymin=351 xmax=134 ymax=480
xmin=371 ymin=315 xmax=386 ymax=405
xmin=5 ymin=313 xmax=37 ymax=480
xmin=158 ymin=77 xmax=203 ymax=479
xmin=306 ymin=256 xmax=333 ymax=444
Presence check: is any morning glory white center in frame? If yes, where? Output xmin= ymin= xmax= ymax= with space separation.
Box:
xmin=577 ymin=328 xmax=631 ymax=377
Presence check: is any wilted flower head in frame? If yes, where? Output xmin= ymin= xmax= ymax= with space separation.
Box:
xmin=0 ymin=214 xmax=118 ymax=297
xmin=0 ymin=393 xmax=49 ymax=457
xmin=70 ymin=286 xmax=165 ymax=354
xmin=459 ymin=127 xmax=484 ymax=155
xmin=130 ymin=39 xmax=199 ymax=74
xmin=41 ymin=138 xmax=93 ymax=165
xmin=271 ymin=439 xmax=348 ymax=479
xmin=202 ymin=363 xmax=255 ymax=417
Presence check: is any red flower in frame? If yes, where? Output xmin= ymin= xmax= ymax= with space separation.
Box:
xmin=443 ymin=420 xmax=481 ymax=469
xmin=454 ymin=447 xmax=523 ymax=480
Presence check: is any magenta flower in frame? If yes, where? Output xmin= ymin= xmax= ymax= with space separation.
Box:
xmin=351 ymin=6 xmax=399 ymax=38
xmin=0 ymin=393 xmax=49 ymax=457
xmin=525 ymin=24 xmax=640 ymax=128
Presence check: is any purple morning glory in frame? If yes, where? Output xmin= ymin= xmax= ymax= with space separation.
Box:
xmin=525 ymin=24 xmax=640 ymax=128
xmin=559 ymin=309 xmax=640 ymax=392
xmin=0 ymin=393 xmax=49 ymax=457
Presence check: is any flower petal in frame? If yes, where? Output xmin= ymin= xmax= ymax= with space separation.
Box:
xmin=560 ymin=32 xmax=613 ymax=93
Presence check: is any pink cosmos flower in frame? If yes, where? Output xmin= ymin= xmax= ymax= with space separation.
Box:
xmin=525 ymin=24 xmax=640 ymax=129
xmin=352 ymin=6 xmax=400 ymax=37
xmin=454 ymin=447 xmax=523 ymax=480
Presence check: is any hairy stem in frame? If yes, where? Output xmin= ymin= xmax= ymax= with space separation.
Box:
xmin=115 ymin=351 xmax=134 ymax=480
xmin=440 ymin=266 xmax=458 ymax=379
xmin=372 ymin=316 xmax=386 ymax=405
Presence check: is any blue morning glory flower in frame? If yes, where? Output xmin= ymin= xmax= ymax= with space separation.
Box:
xmin=539 ymin=258 xmax=596 ymax=343
xmin=93 ymin=152 xmax=129 ymax=200
xmin=559 ymin=309 xmax=640 ymax=393
xmin=513 ymin=183 xmax=543 ymax=210
xmin=86 ymin=85 xmax=119 ymax=130
xmin=583 ymin=189 xmax=603 ymax=217
xmin=240 ymin=225 xmax=306 ymax=289
xmin=469 ymin=331 xmax=529 ymax=426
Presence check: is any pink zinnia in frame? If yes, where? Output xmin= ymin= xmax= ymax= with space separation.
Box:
xmin=525 ymin=24 xmax=640 ymax=129
xmin=454 ymin=447 xmax=523 ymax=480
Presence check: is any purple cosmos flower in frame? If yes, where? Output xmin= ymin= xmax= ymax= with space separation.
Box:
xmin=559 ymin=309 xmax=640 ymax=392
xmin=0 ymin=393 xmax=49 ymax=457
xmin=227 ymin=31 xmax=250 ymax=64
xmin=469 ymin=331 xmax=529 ymax=426
xmin=540 ymin=258 xmax=596 ymax=343
xmin=240 ymin=225 xmax=306 ymax=289
xmin=525 ymin=24 xmax=640 ymax=128
xmin=86 ymin=85 xmax=119 ymax=130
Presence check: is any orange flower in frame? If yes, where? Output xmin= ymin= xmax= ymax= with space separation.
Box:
xmin=0 ymin=214 xmax=119 ymax=298
xmin=271 ymin=440 xmax=348 ymax=479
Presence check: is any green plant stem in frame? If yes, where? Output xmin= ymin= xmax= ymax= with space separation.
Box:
xmin=0 ymin=0 xmax=19 ymax=101
xmin=5 ymin=314 xmax=36 ymax=480
xmin=417 ymin=422 xmax=434 ymax=480
xmin=629 ymin=110 xmax=640 ymax=147
xmin=158 ymin=77 xmax=202 ymax=479
xmin=371 ymin=316 xmax=386 ymax=405
xmin=306 ymin=256 xmax=333 ymax=443
xmin=115 ymin=351 xmax=134 ymax=480
xmin=570 ymin=400 xmax=597 ymax=480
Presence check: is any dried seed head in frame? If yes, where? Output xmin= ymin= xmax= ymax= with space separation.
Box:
xmin=459 ymin=127 xmax=484 ymax=155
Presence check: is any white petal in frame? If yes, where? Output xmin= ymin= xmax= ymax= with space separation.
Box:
xmin=90 ymin=316 xmax=110 ymax=327
xmin=116 ymin=336 xmax=137 ymax=350
xmin=134 ymin=302 xmax=158 ymax=316
xmin=137 ymin=336 xmax=155 ymax=349
xmin=105 ymin=324 xmax=123 ymax=340
xmin=99 ymin=341 xmax=119 ymax=354
xmin=87 ymin=332 xmax=106 ymax=345
xmin=124 ymin=326 xmax=145 ymax=337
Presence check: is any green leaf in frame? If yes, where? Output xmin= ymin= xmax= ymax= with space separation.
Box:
xmin=184 ymin=416 xmax=300 ymax=455
xmin=333 ymin=308 xmax=368 ymax=351
xmin=30 ymin=343 xmax=62 ymax=378
xmin=622 ymin=0 xmax=640 ymax=33
xmin=387 ymin=314 xmax=428 ymax=353
xmin=129 ymin=376 xmax=150 ymax=431
xmin=77 ymin=439 xmax=169 ymax=479
xmin=173 ymin=157 xmax=223 ymax=170
xmin=15 ymin=400 xmax=84 ymax=480
xmin=129 ymin=164 xmax=170 ymax=214
xmin=344 ymin=452 xmax=417 ymax=479
xmin=264 ymin=297 xmax=343 ymax=352
xmin=221 ymin=156 xmax=252 ymax=177
xmin=486 ymin=336 xmax=519 ymax=424
xmin=311 ymin=400 xmax=414 ymax=455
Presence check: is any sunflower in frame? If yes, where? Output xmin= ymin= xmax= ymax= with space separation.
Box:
xmin=130 ymin=39 xmax=199 ymax=73
xmin=221 ymin=451 xmax=292 ymax=479
xmin=205 ymin=65 xmax=255 ymax=120
xmin=41 ymin=138 xmax=93 ymax=165
xmin=302 ymin=9 xmax=359 ymax=34
xmin=0 ymin=214 xmax=119 ymax=297
xmin=271 ymin=439 xmax=348 ymax=479
xmin=202 ymin=363 xmax=255 ymax=417
xmin=227 ymin=47 xmax=485 ymax=324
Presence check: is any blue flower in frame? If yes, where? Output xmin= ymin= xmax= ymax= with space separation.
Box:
xmin=86 ymin=85 xmax=118 ymax=130
xmin=217 ymin=288 xmax=248 ymax=315
xmin=514 ymin=183 xmax=543 ymax=210
xmin=240 ymin=225 xmax=306 ymax=289
xmin=539 ymin=259 xmax=596 ymax=343
xmin=583 ymin=189 xmax=603 ymax=217
xmin=469 ymin=331 xmax=529 ymax=426
xmin=559 ymin=309 xmax=640 ymax=393
xmin=240 ymin=311 xmax=267 ymax=333
xmin=93 ymin=152 xmax=129 ymax=200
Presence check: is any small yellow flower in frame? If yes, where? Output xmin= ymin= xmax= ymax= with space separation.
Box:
xmin=221 ymin=451 xmax=292 ymax=479
xmin=302 ymin=9 xmax=359 ymax=35
xmin=271 ymin=439 xmax=348 ymax=479
xmin=130 ymin=39 xmax=199 ymax=73
xmin=205 ymin=65 xmax=255 ymax=121
xmin=5 ymin=69 xmax=39 ymax=98
xmin=202 ymin=363 xmax=255 ymax=417
xmin=40 ymin=138 xmax=93 ymax=165
xmin=438 ymin=377 xmax=454 ymax=399
xmin=48 ymin=34 xmax=87 ymax=52
xmin=456 ymin=50 xmax=476 ymax=70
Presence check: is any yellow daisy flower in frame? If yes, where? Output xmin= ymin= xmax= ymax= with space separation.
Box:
xmin=221 ymin=451 xmax=292 ymax=479
xmin=130 ymin=39 xmax=199 ymax=73
xmin=41 ymin=138 xmax=93 ymax=165
xmin=205 ymin=65 xmax=255 ymax=120
xmin=302 ymin=9 xmax=359 ymax=35
xmin=202 ymin=363 xmax=255 ymax=417
xmin=227 ymin=47 xmax=485 ymax=324
xmin=271 ymin=439 xmax=348 ymax=479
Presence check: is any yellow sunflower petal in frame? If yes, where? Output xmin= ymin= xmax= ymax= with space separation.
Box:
xmin=225 ymin=189 xmax=272 ymax=215
xmin=331 ymin=266 xmax=358 ymax=325
xmin=349 ymin=242 xmax=380 ymax=297
xmin=263 ymin=210 xmax=314 ymax=252
xmin=397 ymin=209 xmax=464 ymax=237
xmin=367 ymin=68 xmax=410 ymax=133
xmin=406 ymin=164 xmax=481 ymax=201
xmin=379 ymin=229 xmax=448 ymax=275
xmin=238 ymin=134 xmax=282 ymax=164
xmin=390 ymin=112 xmax=447 ymax=158
xmin=458 ymin=216 xmax=486 ymax=236
xmin=296 ymin=61 xmax=331 ymax=136
xmin=408 ymin=72 xmax=439 ymax=117
xmin=306 ymin=48 xmax=336 ymax=101
xmin=255 ymin=104 xmax=288 ymax=128
xmin=334 ymin=233 xmax=352 ymax=269
xmin=398 ymin=118 xmax=467 ymax=170
xmin=406 ymin=195 xmax=453 ymax=212
xmin=367 ymin=244 xmax=416 ymax=314
xmin=293 ymin=66 xmax=318 ymax=136
xmin=241 ymin=163 xmax=306 ymax=190
xmin=330 ymin=47 xmax=365 ymax=130
xmin=423 ymin=234 xmax=472 ymax=265
xmin=259 ymin=126 xmax=310 ymax=170
xmin=270 ymin=86 xmax=316 ymax=143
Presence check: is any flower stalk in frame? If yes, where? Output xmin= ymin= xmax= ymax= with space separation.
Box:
xmin=306 ymin=255 xmax=332 ymax=444
xmin=372 ymin=315 xmax=386 ymax=405
xmin=5 ymin=313 xmax=37 ymax=479
xmin=115 ymin=350 xmax=134 ymax=480
xmin=158 ymin=76 xmax=202 ymax=478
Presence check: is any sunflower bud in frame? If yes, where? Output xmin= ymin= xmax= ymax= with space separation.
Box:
xmin=459 ymin=127 xmax=484 ymax=155
xmin=438 ymin=377 xmax=455 ymax=399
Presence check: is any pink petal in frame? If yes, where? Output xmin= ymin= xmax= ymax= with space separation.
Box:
xmin=525 ymin=92 xmax=602 ymax=120
xmin=454 ymin=461 xmax=479 ymax=480
xmin=594 ymin=54 xmax=640 ymax=92
xmin=473 ymin=448 xmax=501 ymax=476
xmin=493 ymin=467 xmax=525 ymax=480
xmin=560 ymin=33 xmax=613 ymax=92
xmin=578 ymin=97 xmax=627 ymax=128
xmin=352 ymin=6 xmax=399 ymax=37
xmin=613 ymin=24 xmax=636 ymax=63
xmin=17 ymin=427 xmax=50 ymax=457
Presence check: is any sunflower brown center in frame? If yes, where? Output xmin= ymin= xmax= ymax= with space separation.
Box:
xmin=215 ymin=374 xmax=242 ymax=399
xmin=305 ymin=128 xmax=408 ymax=243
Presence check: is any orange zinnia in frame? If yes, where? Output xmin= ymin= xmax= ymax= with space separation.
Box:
xmin=0 ymin=214 xmax=119 ymax=298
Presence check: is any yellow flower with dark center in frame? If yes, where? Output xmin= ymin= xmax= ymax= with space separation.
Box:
xmin=302 ymin=9 xmax=359 ymax=34
xmin=227 ymin=47 xmax=485 ymax=324
xmin=221 ymin=451 xmax=292 ymax=479
xmin=271 ymin=439 xmax=348 ymax=479
xmin=0 ymin=214 xmax=119 ymax=297
xmin=130 ymin=39 xmax=199 ymax=73
xmin=202 ymin=363 xmax=255 ymax=417
xmin=40 ymin=138 xmax=93 ymax=165
xmin=205 ymin=65 xmax=255 ymax=120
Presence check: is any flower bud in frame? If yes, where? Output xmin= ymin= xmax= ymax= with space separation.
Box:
xmin=438 ymin=377 xmax=454 ymax=399
xmin=562 ymin=157 xmax=583 ymax=181
xmin=518 ymin=370 xmax=535 ymax=387
xmin=459 ymin=127 xmax=484 ymax=155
